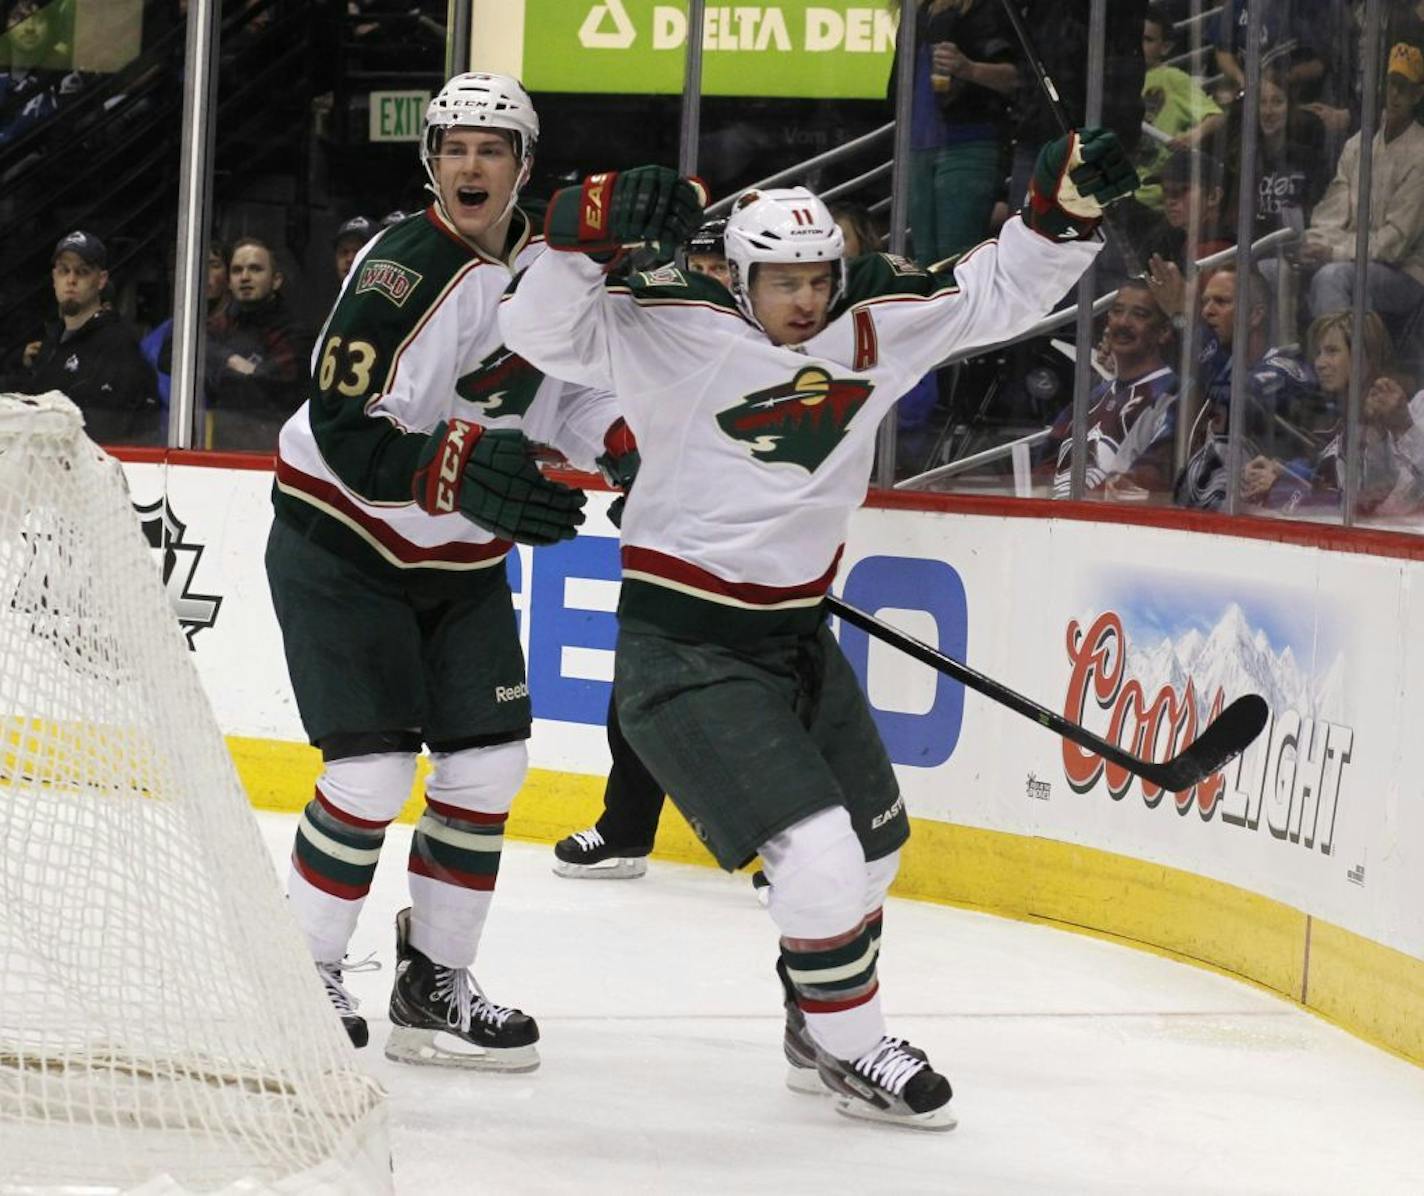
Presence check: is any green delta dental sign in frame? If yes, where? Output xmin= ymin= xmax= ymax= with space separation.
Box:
xmin=478 ymin=1 xmax=897 ymax=99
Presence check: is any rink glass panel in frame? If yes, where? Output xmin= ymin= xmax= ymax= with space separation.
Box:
xmin=0 ymin=0 xmax=183 ymax=450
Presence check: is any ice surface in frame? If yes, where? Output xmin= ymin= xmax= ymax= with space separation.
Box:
xmin=254 ymin=813 xmax=1424 ymax=1194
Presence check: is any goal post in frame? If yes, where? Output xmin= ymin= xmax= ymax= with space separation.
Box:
xmin=0 ymin=393 xmax=390 ymax=1194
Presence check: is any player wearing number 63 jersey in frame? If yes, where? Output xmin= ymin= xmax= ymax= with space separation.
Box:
xmin=502 ymin=130 xmax=1136 ymax=1128
xmin=267 ymin=73 xmax=626 ymax=1071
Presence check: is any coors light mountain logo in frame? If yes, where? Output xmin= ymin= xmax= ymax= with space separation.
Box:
xmin=716 ymin=366 xmax=873 ymax=472
xmin=1059 ymin=602 xmax=1353 ymax=855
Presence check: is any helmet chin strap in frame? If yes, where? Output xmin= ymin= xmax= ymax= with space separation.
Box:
xmin=425 ymin=156 xmax=532 ymax=257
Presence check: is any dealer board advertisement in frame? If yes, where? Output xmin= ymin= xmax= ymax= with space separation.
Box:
xmin=119 ymin=461 xmax=1424 ymax=961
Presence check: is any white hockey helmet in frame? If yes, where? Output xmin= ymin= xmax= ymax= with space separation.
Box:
xmin=723 ymin=186 xmax=845 ymax=327
xmin=420 ymin=72 xmax=539 ymax=195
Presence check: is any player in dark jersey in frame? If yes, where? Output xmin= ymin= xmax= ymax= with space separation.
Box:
xmin=265 ymin=73 xmax=627 ymax=1071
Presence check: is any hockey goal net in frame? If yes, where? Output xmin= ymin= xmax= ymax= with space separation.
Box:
xmin=0 ymin=393 xmax=389 ymax=1194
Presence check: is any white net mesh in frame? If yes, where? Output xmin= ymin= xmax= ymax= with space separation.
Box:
xmin=0 ymin=393 xmax=389 ymax=1195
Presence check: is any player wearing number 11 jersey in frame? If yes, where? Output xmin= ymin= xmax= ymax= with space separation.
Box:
xmin=502 ymin=129 xmax=1136 ymax=1128
xmin=266 ymin=73 xmax=629 ymax=1071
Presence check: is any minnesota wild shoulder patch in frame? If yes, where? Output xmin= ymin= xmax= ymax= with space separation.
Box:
xmin=355 ymin=259 xmax=423 ymax=308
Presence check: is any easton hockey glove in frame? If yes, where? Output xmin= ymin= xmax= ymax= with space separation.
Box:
xmin=544 ymin=165 xmax=705 ymax=261
xmin=595 ymin=417 xmax=640 ymax=529
xmin=412 ymin=420 xmax=586 ymax=546
xmin=1025 ymin=128 xmax=1138 ymax=242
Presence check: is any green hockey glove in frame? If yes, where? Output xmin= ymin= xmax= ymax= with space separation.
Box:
xmin=595 ymin=418 xmax=640 ymax=490
xmin=544 ymin=166 xmax=705 ymax=260
xmin=1024 ymin=128 xmax=1138 ymax=242
xmin=596 ymin=417 xmax=639 ymax=529
xmin=412 ymin=420 xmax=586 ymax=546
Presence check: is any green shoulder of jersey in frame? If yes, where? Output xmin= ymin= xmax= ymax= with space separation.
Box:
xmin=615 ymin=262 xmax=742 ymax=314
xmin=833 ymin=251 xmax=960 ymax=314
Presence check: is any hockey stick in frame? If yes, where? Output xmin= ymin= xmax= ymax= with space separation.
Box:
xmin=994 ymin=0 xmax=1145 ymax=278
xmin=826 ymin=595 xmax=1268 ymax=792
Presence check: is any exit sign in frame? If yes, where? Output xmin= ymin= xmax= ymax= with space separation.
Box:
xmin=369 ymin=90 xmax=431 ymax=143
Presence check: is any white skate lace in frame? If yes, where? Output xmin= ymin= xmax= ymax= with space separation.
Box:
xmin=570 ymin=827 xmax=605 ymax=852
xmin=317 ymin=952 xmax=378 ymax=1016
xmin=853 ymin=1036 xmax=929 ymax=1096
xmin=433 ymin=965 xmax=517 ymax=1030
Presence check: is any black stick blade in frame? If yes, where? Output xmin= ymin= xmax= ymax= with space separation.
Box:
xmin=1152 ymin=694 xmax=1270 ymax=791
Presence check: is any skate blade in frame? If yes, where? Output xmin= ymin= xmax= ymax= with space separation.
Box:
xmin=832 ymin=1094 xmax=957 ymax=1132
xmin=383 ymin=1027 xmax=540 ymax=1073
xmin=786 ymin=1063 xmax=831 ymax=1095
xmin=552 ymin=857 xmax=648 ymax=880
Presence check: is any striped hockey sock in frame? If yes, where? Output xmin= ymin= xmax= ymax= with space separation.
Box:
xmin=288 ymin=786 xmax=391 ymax=962
xmin=406 ymin=796 xmax=507 ymax=967
xmin=781 ymin=915 xmax=885 ymax=1061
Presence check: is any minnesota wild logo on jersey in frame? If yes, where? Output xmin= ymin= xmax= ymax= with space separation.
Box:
xmin=716 ymin=366 xmax=875 ymax=472
xmin=456 ymin=346 xmax=544 ymax=418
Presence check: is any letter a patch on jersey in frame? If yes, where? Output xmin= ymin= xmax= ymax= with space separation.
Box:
xmin=716 ymin=366 xmax=874 ymax=473
xmin=852 ymin=308 xmax=878 ymax=371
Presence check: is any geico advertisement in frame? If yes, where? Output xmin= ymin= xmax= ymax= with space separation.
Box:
xmin=120 ymin=463 xmax=1424 ymax=959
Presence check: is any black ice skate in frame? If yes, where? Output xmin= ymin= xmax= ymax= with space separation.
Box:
xmin=552 ymin=826 xmax=651 ymax=880
xmin=815 ymin=1035 xmax=956 ymax=1131
xmin=384 ymin=907 xmax=540 ymax=1072
xmin=316 ymin=960 xmax=370 ymax=1049
xmin=775 ymin=958 xmax=829 ymax=1095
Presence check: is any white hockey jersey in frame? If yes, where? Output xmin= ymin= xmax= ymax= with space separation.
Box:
xmin=274 ymin=205 xmax=617 ymax=587
xmin=501 ymin=216 xmax=1097 ymax=641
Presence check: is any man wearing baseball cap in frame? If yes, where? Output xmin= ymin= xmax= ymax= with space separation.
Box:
xmin=0 ymin=231 xmax=159 ymax=444
xmin=332 ymin=215 xmax=375 ymax=283
xmin=1298 ymin=42 xmax=1424 ymax=319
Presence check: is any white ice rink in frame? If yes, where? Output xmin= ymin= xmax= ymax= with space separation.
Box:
xmin=255 ymin=813 xmax=1424 ymax=1195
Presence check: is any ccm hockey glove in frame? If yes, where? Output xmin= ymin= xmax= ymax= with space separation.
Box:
xmin=413 ymin=420 xmax=586 ymax=546
xmin=544 ymin=165 xmax=705 ymax=260
xmin=595 ymin=417 xmax=640 ymax=529
xmin=1025 ymin=128 xmax=1138 ymax=242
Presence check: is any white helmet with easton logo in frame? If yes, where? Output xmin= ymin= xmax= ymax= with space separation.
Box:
xmin=723 ymin=186 xmax=845 ymax=330
xmin=420 ymin=73 xmax=539 ymax=220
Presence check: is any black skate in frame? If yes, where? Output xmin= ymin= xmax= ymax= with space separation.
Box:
xmin=552 ymin=826 xmax=651 ymax=880
xmin=316 ymin=959 xmax=369 ymax=1049
xmin=815 ymin=1035 xmax=956 ymax=1131
xmin=752 ymin=869 xmax=771 ymax=906
xmin=775 ymin=958 xmax=829 ymax=1095
xmin=384 ymin=907 xmax=540 ymax=1072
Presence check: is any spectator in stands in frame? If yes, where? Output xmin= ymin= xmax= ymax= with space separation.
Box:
xmin=332 ymin=215 xmax=375 ymax=283
xmin=1154 ymin=261 xmax=1314 ymax=508
xmin=1221 ymin=62 xmax=1332 ymax=242
xmin=1212 ymin=0 xmax=1333 ymax=106
xmin=894 ymin=0 xmax=1020 ymax=265
xmin=1296 ymin=42 xmax=1424 ymax=323
xmin=0 ymin=0 xmax=83 ymax=149
xmin=0 ymin=230 xmax=159 ymax=444
xmin=1043 ymin=280 xmax=1180 ymax=500
xmin=1137 ymin=5 xmax=1226 ymax=212
xmin=140 ymin=240 xmax=231 ymax=416
xmin=1141 ymin=148 xmax=1236 ymax=268
xmin=1008 ymin=0 xmax=1147 ymax=206
xmin=206 ymin=236 xmax=308 ymax=451
xmin=829 ymin=200 xmax=880 ymax=258
xmin=1244 ymin=310 xmax=1424 ymax=515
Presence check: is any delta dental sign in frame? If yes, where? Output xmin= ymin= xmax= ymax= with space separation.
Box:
xmin=476 ymin=1 xmax=896 ymax=98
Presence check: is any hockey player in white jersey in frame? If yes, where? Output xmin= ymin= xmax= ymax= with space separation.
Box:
xmin=266 ymin=73 xmax=633 ymax=1071
xmin=501 ymin=131 xmax=1136 ymax=1127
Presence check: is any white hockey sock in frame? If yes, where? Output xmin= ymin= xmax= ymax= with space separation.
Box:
xmin=406 ymin=742 xmax=525 ymax=970
xmin=761 ymin=807 xmax=887 ymax=1061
